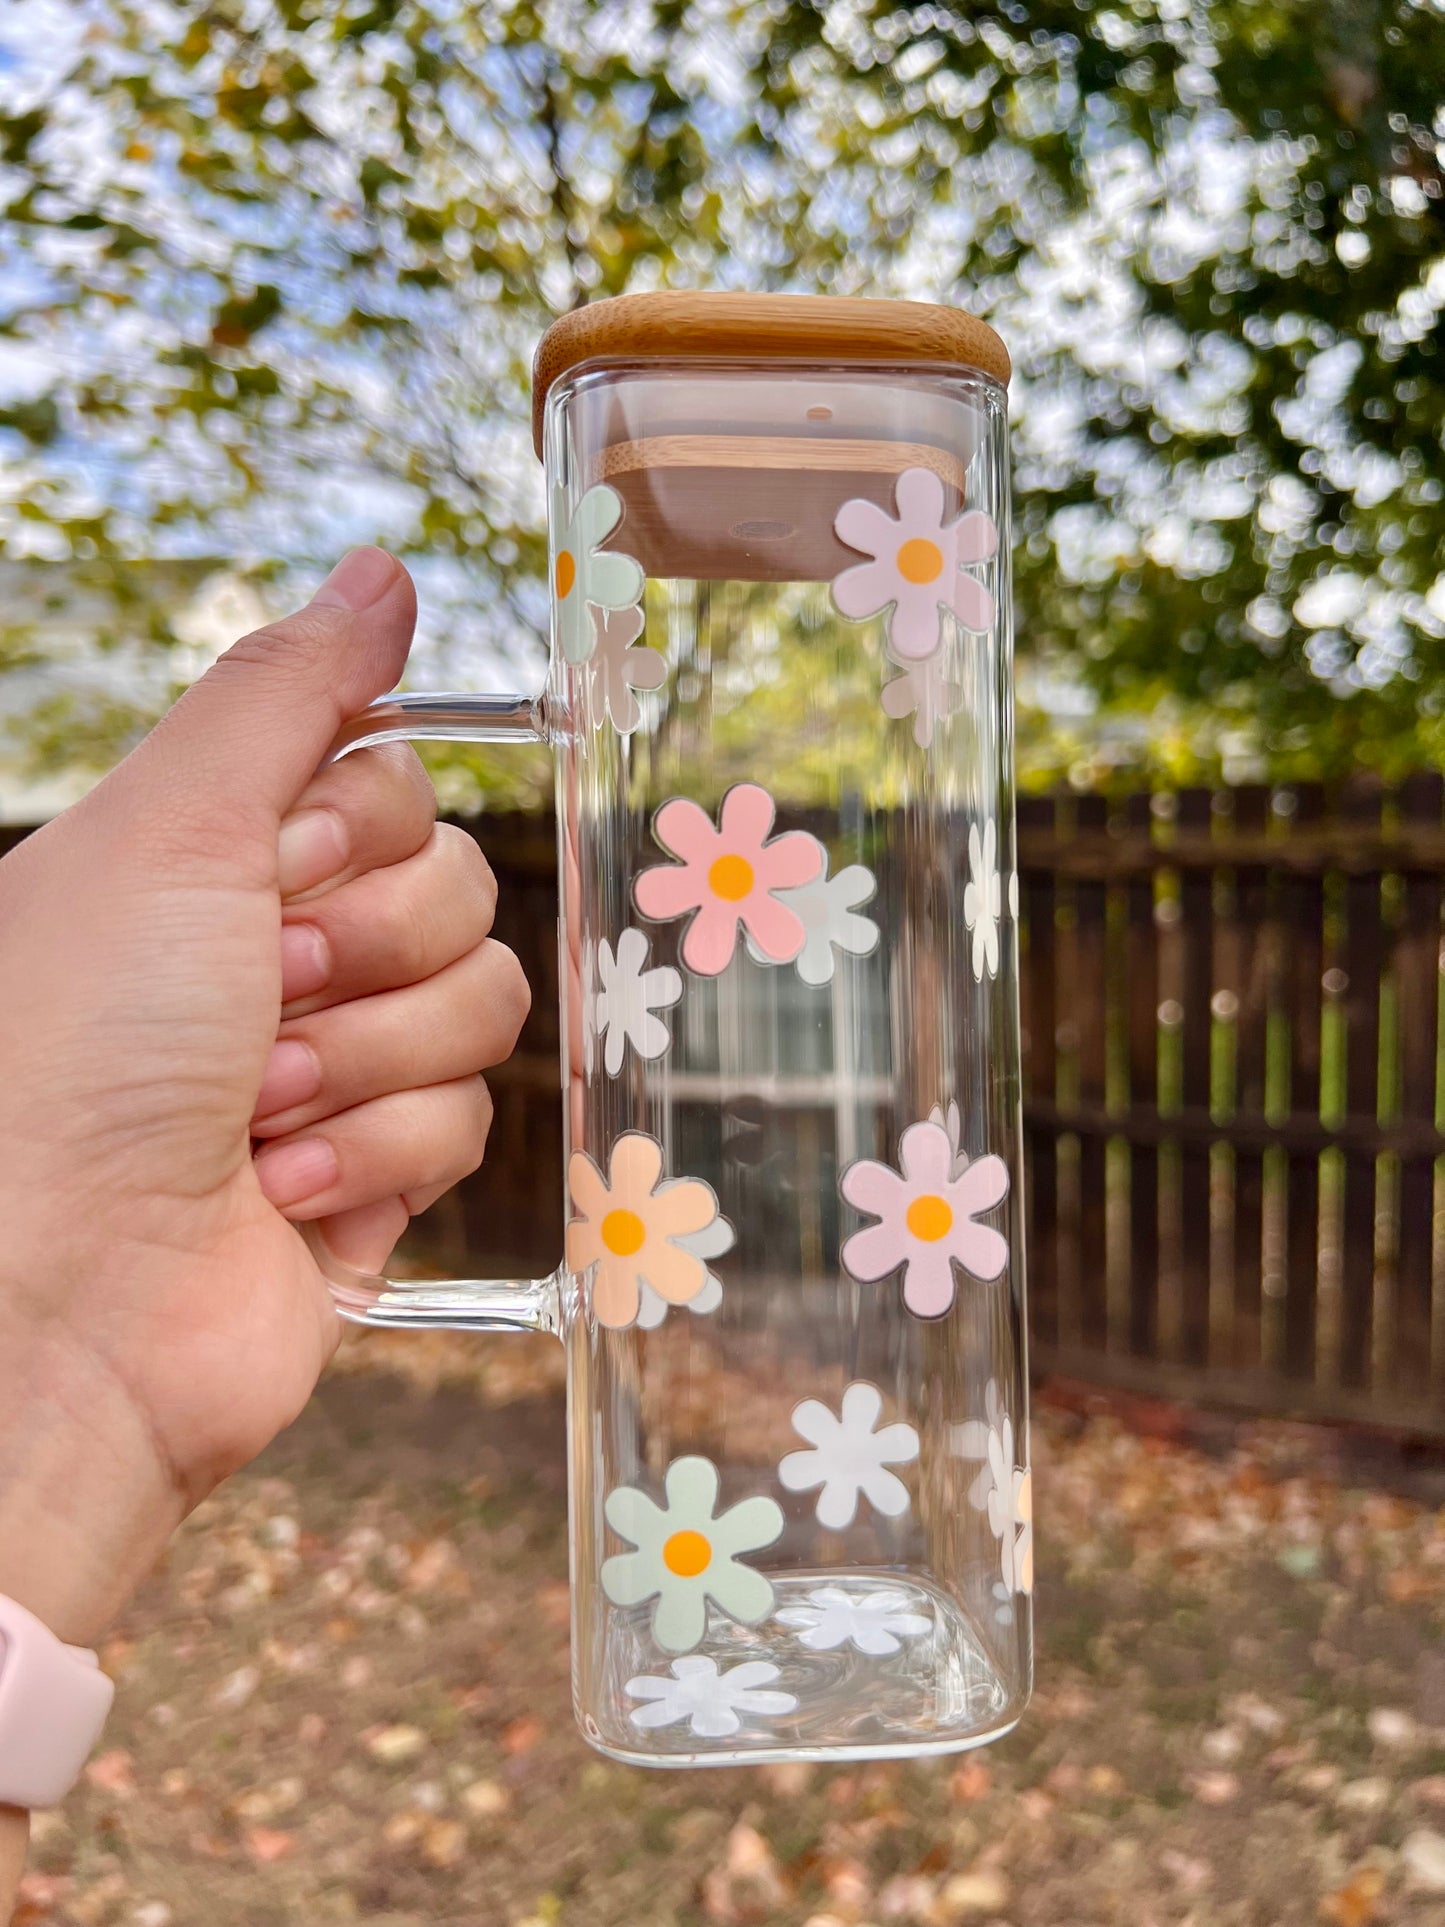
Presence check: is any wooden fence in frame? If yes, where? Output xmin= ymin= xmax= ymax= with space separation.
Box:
xmin=7 ymin=779 xmax=1444 ymax=1433
xmin=1020 ymin=778 xmax=1445 ymax=1434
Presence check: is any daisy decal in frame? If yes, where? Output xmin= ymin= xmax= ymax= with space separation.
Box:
xmin=881 ymin=653 xmax=964 ymax=749
xmin=963 ymin=819 xmax=1003 ymax=981
xmin=550 ymin=482 xmax=644 ymax=665
xmin=927 ymin=1100 xmax=969 ymax=1180
xmin=566 ymin=1132 xmax=722 ymax=1329
xmin=633 ymin=783 xmax=825 ymax=976
xmin=778 ymin=1381 xmax=919 ymax=1530
xmin=579 ymin=936 xmax=598 ymax=1078
xmin=636 ymin=1215 xmax=733 ymax=1330
xmin=840 ymin=1117 xmax=1010 ymax=1318
xmin=747 ymin=857 xmax=880 ymax=987
xmin=832 ymin=467 xmax=998 ymax=661
xmin=954 ymin=1382 xmax=1033 ymax=1602
xmin=624 ymin=1656 xmax=797 ymax=1740
xmin=602 ymin=1456 xmax=784 ymax=1654
xmin=587 ymin=603 xmax=666 ymax=733
xmin=775 ymin=1586 xmax=932 ymax=1656
xmin=593 ymin=928 xmax=683 ymax=1076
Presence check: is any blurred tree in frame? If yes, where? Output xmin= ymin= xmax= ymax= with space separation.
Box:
xmin=0 ymin=0 xmax=1441 ymax=795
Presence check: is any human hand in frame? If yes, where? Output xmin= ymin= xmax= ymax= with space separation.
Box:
xmin=0 ymin=548 xmax=529 ymax=1647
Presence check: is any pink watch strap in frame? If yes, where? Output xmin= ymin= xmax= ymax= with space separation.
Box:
xmin=0 ymin=1594 xmax=114 ymax=1809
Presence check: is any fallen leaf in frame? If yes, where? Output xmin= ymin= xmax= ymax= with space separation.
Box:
xmin=84 ymin=1750 xmax=135 ymax=1796
xmin=947 ymin=1761 xmax=992 ymax=1803
xmin=936 ymin=1868 xmax=1011 ymax=1919
xmin=502 ymin=1715 xmax=544 ymax=1756
xmin=1087 ymin=1764 xmax=1126 ymax=1796
xmin=1366 ymin=1707 xmax=1416 ymax=1749
xmin=1402 ymin=1828 xmax=1445 ymax=1894
xmin=702 ymin=1821 xmax=788 ymax=1924
xmin=211 ymin=1665 xmax=261 ymax=1710
xmin=365 ymin=1724 xmax=428 ymax=1765
xmin=758 ymin=1761 xmax=814 ymax=1797
xmin=423 ymin=1818 xmax=467 ymax=1868
xmin=1336 ymin=1777 xmax=1391 ymax=1816
xmin=242 ymin=1827 xmax=294 ymax=1864
xmin=1319 ymin=1865 xmax=1386 ymax=1927
xmin=1189 ymin=1771 xmax=1239 ymax=1806
xmin=461 ymin=1779 xmax=511 ymax=1819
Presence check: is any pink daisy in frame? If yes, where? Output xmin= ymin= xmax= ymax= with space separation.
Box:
xmin=839 ymin=1117 xmax=1010 ymax=1318
xmin=832 ymin=467 xmax=998 ymax=661
xmin=633 ymin=783 xmax=824 ymax=976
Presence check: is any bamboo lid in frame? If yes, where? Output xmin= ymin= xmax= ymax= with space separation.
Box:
xmin=531 ymin=291 xmax=1009 ymax=455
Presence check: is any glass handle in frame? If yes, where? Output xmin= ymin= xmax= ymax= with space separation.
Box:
xmin=303 ymin=688 xmax=565 ymax=1337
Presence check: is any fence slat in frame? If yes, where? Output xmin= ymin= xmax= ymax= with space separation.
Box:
xmin=1126 ymin=793 xmax=1159 ymax=1358
xmin=1176 ymin=788 xmax=1215 ymax=1366
xmin=1229 ymin=786 xmax=1271 ymax=1373
xmin=1283 ymin=786 xmax=1326 ymax=1381
xmin=1073 ymin=795 xmax=1110 ymax=1351
xmin=1394 ymin=772 xmax=1443 ymax=1400
xmin=1020 ymin=795 xmax=1059 ymax=1353
xmin=1339 ymin=779 xmax=1384 ymax=1394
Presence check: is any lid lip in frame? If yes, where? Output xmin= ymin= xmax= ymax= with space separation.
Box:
xmin=530 ymin=290 xmax=1010 ymax=456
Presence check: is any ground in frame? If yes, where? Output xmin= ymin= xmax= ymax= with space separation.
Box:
xmin=16 ymin=1334 xmax=1445 ymax=1927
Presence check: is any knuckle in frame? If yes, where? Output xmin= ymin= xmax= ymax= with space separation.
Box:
xmin=223 ymin=611 xmax=339 ymax=675
xmin=435 ymin=825 xmax=499 ymax=923
xmin=460 ymin=1075 xmax=494 ymax=1174
xmin=487 ymin=941 xmax=532 ymax=1042
xmin=383 ymin=742 xmax=438 ymax=829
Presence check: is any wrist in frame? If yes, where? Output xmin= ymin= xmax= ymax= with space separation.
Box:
xmin=0 ymin=1321 xmax=184 ymax=1648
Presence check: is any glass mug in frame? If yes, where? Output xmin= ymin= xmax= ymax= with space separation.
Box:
xmin=315 ymin=293 xmax=1029 ymax=1766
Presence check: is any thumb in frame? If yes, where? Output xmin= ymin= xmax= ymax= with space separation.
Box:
xmin=118 ymin=547 xmax=418 ymax=835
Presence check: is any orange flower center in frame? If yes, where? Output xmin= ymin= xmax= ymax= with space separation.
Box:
xmin=554 ymin=549 xmax=577 ymax=599
xmin=906 ymin=1193 xmax=954 ymax=1242
xmin=663 ymin=1529 xmax=712 ymax=1578
xmin=708 ymin=854 xmax=755 ymax=902
xmin=600 ymin=1207 xmax=646 ymax=1256
xmin=896 ymin=536 xmax=944 ymax=585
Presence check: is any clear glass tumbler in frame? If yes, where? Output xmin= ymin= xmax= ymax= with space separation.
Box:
xmin=317 ymin=293 xmax=1029 ymax=1765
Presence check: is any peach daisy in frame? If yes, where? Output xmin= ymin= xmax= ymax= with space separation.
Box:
xmin=832 ymin=467 xmax=998 ymax=661
xmin=633 ymin=783 xmax=824 ymax=976
xmin=839 ymin=1117 xmax=1010 ymax=1318
xmin=566 ymin=1131 xmax=722 ymax=1329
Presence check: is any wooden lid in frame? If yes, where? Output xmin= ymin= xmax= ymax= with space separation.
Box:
xmin=531 ymin=291 xmax=1009 ymax=455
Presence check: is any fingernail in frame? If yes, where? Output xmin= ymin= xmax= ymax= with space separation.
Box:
xmin=278 ymin=808 xmax=348 ymax=897
xmin=309 ymin=547 xmax=398 ymax=613
xmin=280 ymin=922 xmax=330 ymax=1001
xmin=254 ymin=1136 xmax=338 ymax=1209
xmin=253 ymin=1039 xmax=322 ymax=1120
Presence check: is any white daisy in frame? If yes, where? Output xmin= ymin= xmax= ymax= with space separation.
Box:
xmin=602 ymin=1456 xmax=783 ymax=1654
xmin=775 ymin=1586 xmax=932 ymax=1656
xmin=594 ymin=928 xmax=683 ymax=1076
xmin=880 ymin=654 xmax=964 ymax=749
xmin=952 ymin=1381 xmax=1033 ymax=1598
xmin=624 ymin=1656 xmax=797 ymax=1739
xmin=579 ymin=936 xmax=598 ymax=1078
xmin=750 ymin=859 xmax=880 ymax=986
xmin=927 ymin=1100 xmax=970 ymax=1180
xmin=586 ymin=602 xmax=666 ymax=733
xmin=777 ymin=1381 xmax=919 ymax=1531
xmin=636 ymin=1215 xmax=733 ymax=1329
xmin=1008 ymin=868 xmax=1020 ymax=920
xmin=550 ymin=482 xmax=644 ymax=664
xmin=963 ymin=818 xmax=1002 ymax=981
